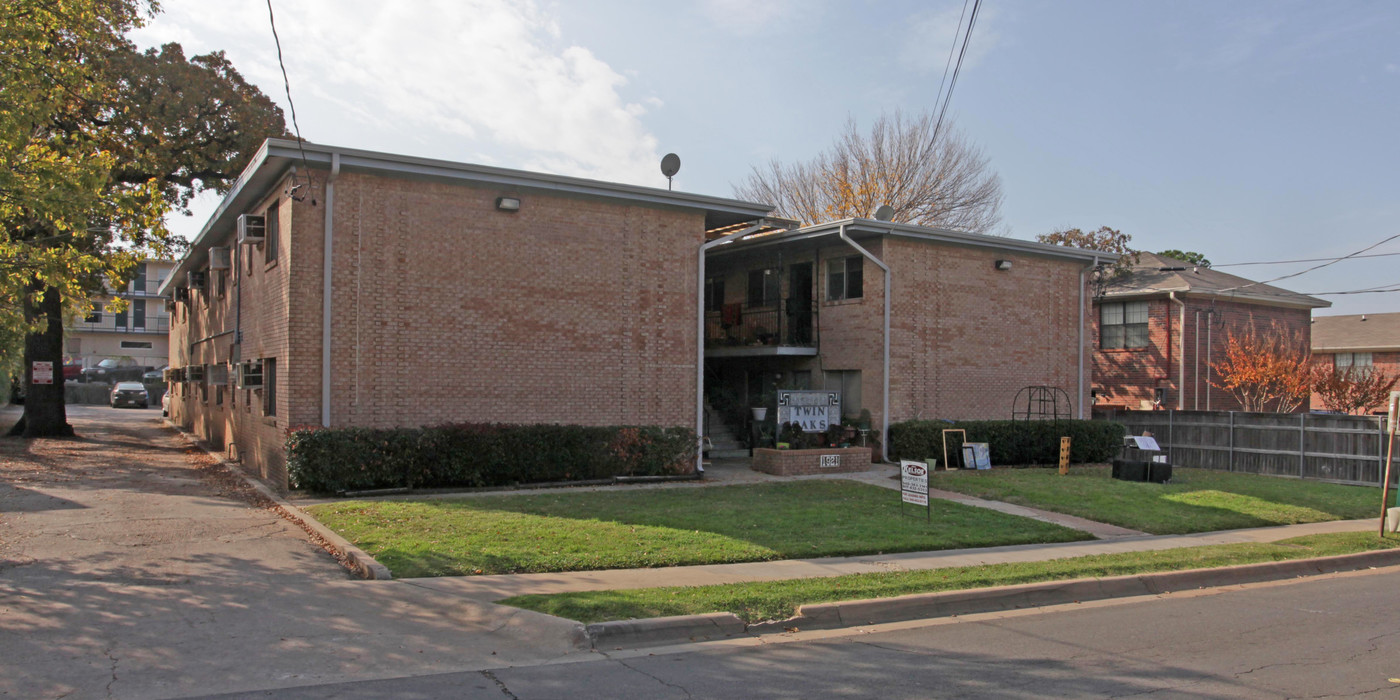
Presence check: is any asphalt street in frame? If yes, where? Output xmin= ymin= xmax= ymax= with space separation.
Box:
xmin=190 ymin=566 xmax=1400 ymax=699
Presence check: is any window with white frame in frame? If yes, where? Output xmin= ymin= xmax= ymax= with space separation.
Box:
xmin=1100 ymin=301 xmax=1149 ymax=349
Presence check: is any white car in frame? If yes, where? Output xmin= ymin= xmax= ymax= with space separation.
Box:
xmin=161 ymin=390 xmax=171 ymax=417
xmin=110 ymin=382 xmax=148 ymax=409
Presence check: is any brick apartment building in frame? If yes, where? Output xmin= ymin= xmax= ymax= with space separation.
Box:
xmin=163 ymin=139 xmax=1116 ymax=490
xmin=1091 ymin=252 xmax=1329 ymax=413
xmin=160 ymin=139 xmax=769 ymax=488
xmin=66 ymin=259 xmax=174 ymax=371
xmin=1310 ymin=312 xmax=1400 ymax=412
xmin=703 ymin=219 xmax=1108 ymax=447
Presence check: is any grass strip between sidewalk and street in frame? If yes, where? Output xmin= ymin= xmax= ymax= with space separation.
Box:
xmin=498 ymin=532 xmax=1400 ymax=624
xmin=928 ymin=466 xmax=1378 ymax=535
xmin=303 ymin=481 xmax=1090 ymax=577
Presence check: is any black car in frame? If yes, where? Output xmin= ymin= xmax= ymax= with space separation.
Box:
xmin=84 ymin=359 xmax=150 ymax=384
xmin=110 ymin=382 xmax=149 ymax=408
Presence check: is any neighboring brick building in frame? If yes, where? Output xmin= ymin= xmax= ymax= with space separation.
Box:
xmin=66 ymin=259 xmax=175 ymax=372
xmin=1091 ymin=252 xmax=1329 ymax=413
xmin=703 ymin=219 xmax=1108 ymax=451
xmin=160 ymin=139 xmax=770 ymax=489
xmin=1310 ymin=312 xmax=1400 ymax=412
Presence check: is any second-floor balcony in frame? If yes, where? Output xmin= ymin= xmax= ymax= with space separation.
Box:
xmin=69 ymin=315 xmax=171 ymax=335
xmin=705 ymin=300 xmax=818 ymax=357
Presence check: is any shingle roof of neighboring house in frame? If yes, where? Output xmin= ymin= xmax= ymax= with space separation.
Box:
xmin=1311 ymin=312 xmax=1400 ymax=352
xmin=1101 ymin=251 xmax=1331 ymax=309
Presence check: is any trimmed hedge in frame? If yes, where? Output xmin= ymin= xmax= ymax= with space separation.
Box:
xmin=286 ymin=423 xmax=698 ymax=493
xmin=889 ymin=419 xmax=1126 ymax=467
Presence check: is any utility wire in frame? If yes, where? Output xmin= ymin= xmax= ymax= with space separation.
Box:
xmin=1213 ymin=250 xmax=1400 ymax=267
xmin=1216 ymin=232 xmax=1400 ymax=294
xmin=931 ymin=0 xmax=982 ymax=145
xmin=929 ymin=0 xmax=972 ymax=136
xmin=266 ymin=0 xmax=314 ymax=190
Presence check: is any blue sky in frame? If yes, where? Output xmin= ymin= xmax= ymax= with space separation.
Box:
xmin=132 ymin=0 xmax=1399 ymax=315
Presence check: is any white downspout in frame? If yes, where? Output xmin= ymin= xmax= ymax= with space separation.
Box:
xmin=1168 ymin=291 xmax=1186 ymax=411
xmin=321 ymin=153 xmax=340 ymax=427
xmin=1078 ymin=260 xmax=1096 ymax=419
xmin=838 ymin=224 xmax=892 ymax=463
xmin=696 ymin=220 xmax=769 ymax=473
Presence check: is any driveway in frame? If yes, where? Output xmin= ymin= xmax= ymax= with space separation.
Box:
xmin=0 ymin=405 xmax=585 ymax=700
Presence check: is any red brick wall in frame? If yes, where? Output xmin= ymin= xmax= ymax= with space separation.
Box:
xmin=1309 ymin=350 xmax=1400 ymax=412
xmin=1092 ymin=296 xmax=1313 ymax=412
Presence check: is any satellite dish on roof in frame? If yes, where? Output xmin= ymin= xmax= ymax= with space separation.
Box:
xmin=660 ymin=153 xmax=681 ymax=190
xmin=873 ymin=204 xmax=895 ymax=222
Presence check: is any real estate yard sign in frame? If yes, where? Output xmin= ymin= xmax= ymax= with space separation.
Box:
xmin=777 ymin=390 xmax=841 ymax=433
xmin=901 ymin=459 xmax=931 ymax=522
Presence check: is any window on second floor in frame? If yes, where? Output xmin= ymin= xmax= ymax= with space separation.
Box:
xmin=132 ymin=299 xmax=146 ymax=329
xmin=705 ymin=277 xmax=725 ymax=312
xmin=265 ymin=199 xmax=280 ymax=265
xmin=85 ymin=303 xmax=102 ymax=323
xmin=747 ymin=268 xmax=779 ymax=306
xmin=1336 ymin=352 xmax=1373 ymax=372
xmin=1100 ymin=301 xmax=1149 ymax=349
xmin=827 ymin=256 xmax=863 ymax=301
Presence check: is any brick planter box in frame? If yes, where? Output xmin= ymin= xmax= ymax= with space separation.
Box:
xmin=751 ymin=447 xmax=873 ymax=476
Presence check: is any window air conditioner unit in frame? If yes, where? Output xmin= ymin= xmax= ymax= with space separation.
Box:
xmin=164 ymin=298 xmax=176 ymax=313
xmin=209 ymin=247 xmax=231 ymax=270
xmin=238 ymin=360 xmax=264 ymax=388
xmin=237 ymin=214 xmax=266 ymax=244
xmin=187 ymin=270 xmax=206 ymax=290
xmin=209 ymin=363 xmax=230 ymax=386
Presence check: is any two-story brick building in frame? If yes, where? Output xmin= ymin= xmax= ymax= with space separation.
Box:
xmin=703 ymin=219 xmax=1108 ymax=453
xmin=163 ymin=139 xmax=1114 ymax=490
xmin=160 ymin=139 xmax=771 ymax=487
xmin=1310 ymin=312 xmax=1400 ymax=412
xmin=1091 ymin=252 xmax=1329 ymax=412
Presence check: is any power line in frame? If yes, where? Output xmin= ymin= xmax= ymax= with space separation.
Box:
xmin=1213 ymin=250 xmax=1400 ymax=267
xmin=931 ymin=0 xmax=982 ymax=144
xmin=266 ymin=0 xmax=314 ymax=198
xmin=1216 ymin=232 xmax=1400 ymax=294
xmin=929 ymin=0 xmax=972 ymax=132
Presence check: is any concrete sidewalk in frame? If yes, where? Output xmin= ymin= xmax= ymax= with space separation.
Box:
xmin=395 ymin=517 xmax=1377 ymax=602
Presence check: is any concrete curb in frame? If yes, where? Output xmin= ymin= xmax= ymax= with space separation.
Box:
xmin=585 ymin=547 xmax=1400 ymax=649
xmin=165 ymin=420 xmax=393 ymax=580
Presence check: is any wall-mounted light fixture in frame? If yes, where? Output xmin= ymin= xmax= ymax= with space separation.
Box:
xmin=495 ymin=196 xmax=521 ymax=212
xmin=994 ymin=259 xmax=1013 ymax=271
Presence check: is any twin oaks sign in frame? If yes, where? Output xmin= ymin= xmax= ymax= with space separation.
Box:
xmin=776 ymin=390 xmax=842 ymax=432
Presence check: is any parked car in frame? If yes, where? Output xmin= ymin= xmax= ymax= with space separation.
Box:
xmin=84 ymin=358 xmax=150 ymax=384
xmin=110 ymin=382 xmax=148 ymax=409
xmin=144 ymin=365 xmax=169 ymax=383
xmin=161 ymin=390 xmax=170 ymax=417
xmin=63 ymin=362 xmax=83 ymax=381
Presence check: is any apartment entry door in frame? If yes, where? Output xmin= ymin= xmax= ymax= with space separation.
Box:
xmin=787 ymin=262 xmax=813 ymax=345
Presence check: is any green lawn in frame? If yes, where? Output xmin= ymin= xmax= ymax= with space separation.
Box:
xmin=304 ymin=481 xmax=1090 ymax=578
xmin=929 ymin=466 xmax=1379 ymax=534
xmin=500 ymin=532 xmax=1400 ymax=624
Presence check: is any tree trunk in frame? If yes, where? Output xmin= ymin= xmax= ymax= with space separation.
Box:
xmin=14 ymin=281 xmax=73 ymax=438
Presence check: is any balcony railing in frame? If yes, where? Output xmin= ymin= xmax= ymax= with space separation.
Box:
xmin=705 ymin=300 xmax=817 ymax=350
xmin=68 ymin=315 xmax=170 ymax=334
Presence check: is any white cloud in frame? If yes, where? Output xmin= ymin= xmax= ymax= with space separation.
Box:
xmin=129 ymin=0 xmax=661 ymax=185
xmin=901 ymin=3 xmax=999 ymax=74
xmin=698 ymin=0 xmax=802 ymax=36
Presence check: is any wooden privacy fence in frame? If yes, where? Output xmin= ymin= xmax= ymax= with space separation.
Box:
xmin=1097 ymin=410 xmax=1400 ymax=488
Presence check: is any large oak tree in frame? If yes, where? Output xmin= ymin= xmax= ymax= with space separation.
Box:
xmin=2 ymin=0 xmax=285 ymax=436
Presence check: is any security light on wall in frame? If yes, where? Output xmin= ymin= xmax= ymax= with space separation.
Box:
xmin=995 ymin=259 xmax=1013 ymax=271
xmin=495 ymin=196 xmax=521 ymax=212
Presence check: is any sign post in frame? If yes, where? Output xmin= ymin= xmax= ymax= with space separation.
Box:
xmin=1382 ymin=392 xmax=1399 ymax=536
xmin=900 ymin=459 xmax=931 ymax=522
xmin=1059 ymin=437 xmax=1071 ymax=476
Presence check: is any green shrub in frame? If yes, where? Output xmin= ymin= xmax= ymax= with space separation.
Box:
xmin=889 ymin=419 xmax=1125 ymax=467
xmin=286 ymin=423 xmax=697 ymax=493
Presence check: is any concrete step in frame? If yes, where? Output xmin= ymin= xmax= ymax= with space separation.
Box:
xmin=709 ymin=448 xmax=750 ymax=459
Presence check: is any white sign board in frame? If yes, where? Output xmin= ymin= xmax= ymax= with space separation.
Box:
xmin=901 ymin=460 xmax=929 ymax=506
xmin=777 ymin=390 xmax=841 ymax=433
xmin=31 ymin=361 xmax=53 ymax=385
xmin=820 ymin=454 xmax=841 ymax=469
xmin=1128 ymin=436 xmax=1161 ymax=451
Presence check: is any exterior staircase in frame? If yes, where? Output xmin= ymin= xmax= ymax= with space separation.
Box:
xmin=704 ymin=404 xmax=750 ymax=459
